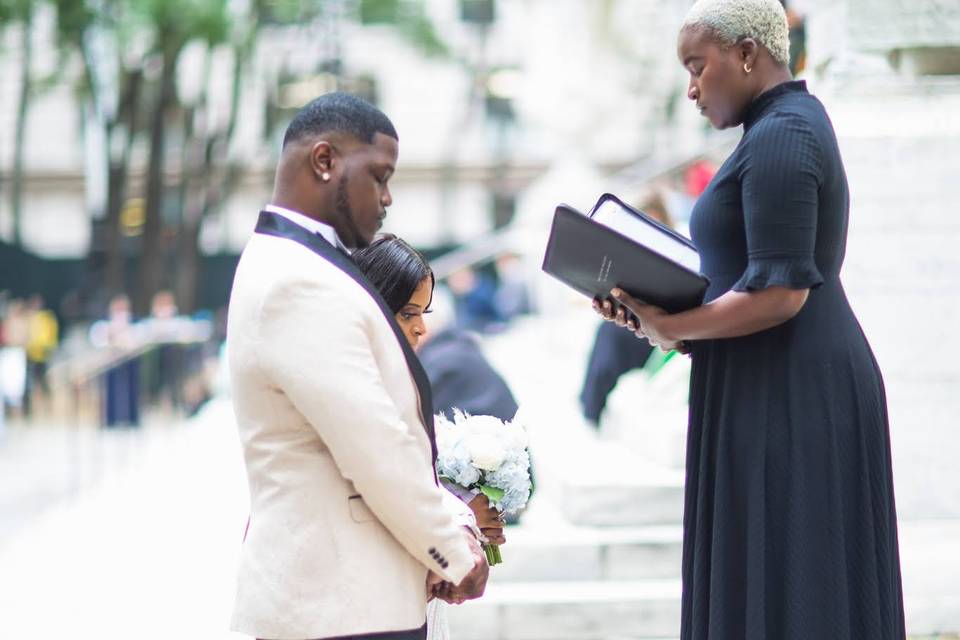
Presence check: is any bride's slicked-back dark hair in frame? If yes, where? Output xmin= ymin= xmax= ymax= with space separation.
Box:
xmin=353 ymin=234 xmax=434 ymax=315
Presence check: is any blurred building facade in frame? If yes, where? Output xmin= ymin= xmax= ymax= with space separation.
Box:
xmin=0 ymin=0 xmax=699 ymax=260
xmin=1 ymin=4 xmax=959 ymax=508
xmin=1 ymin=1 xmax=959 ymax=255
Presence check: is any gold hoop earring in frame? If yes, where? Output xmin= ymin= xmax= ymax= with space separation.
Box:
xmin=743 ymin=63 xmax=752 ymax=74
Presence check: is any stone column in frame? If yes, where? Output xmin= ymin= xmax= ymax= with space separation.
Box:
xmin=847 ymin=0 xmax=960 ymax=74
xmin=807 ymin=0 xmax=960 ymax=521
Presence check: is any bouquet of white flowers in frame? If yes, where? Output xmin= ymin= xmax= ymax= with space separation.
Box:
xmin=435 ymin=409 xmax=532 ymax=565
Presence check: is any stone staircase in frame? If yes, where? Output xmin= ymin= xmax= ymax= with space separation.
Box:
xmin=447 ymin=499 xmax=686 ymax=640
xmin=448 ymin=579 xmax=681 ymax=640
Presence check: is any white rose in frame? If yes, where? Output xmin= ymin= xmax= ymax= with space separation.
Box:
xmin=464 ymin=415 xmax=499 ymax=434
xmin=467 ymin=433 xmax=506 ymax=471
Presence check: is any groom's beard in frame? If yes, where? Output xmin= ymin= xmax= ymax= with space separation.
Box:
xmin=336 ymin=172 xmax=367 ymax=249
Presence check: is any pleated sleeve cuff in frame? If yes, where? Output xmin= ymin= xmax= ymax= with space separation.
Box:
xmin=732 ymin=255 xmax=824 ymax=292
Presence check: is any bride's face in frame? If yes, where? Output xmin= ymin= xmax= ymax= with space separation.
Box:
xmin=396 ymin=277 xmax=433 ymax=349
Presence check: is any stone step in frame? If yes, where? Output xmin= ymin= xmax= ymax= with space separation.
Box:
xmin=530 ymin=431 xmax=686 ymax=527
xmin=446 ymin=579 xmax=681 ymax=640
xmin=479 ymin=312 xmax=687 ymax=527
xmin=558 ymin=472 xmax=685 ymax=527
xmin=598 ymin=358 xmax=691 ymax=472
xmin=491 ymin=524 xmax=682 ymax=582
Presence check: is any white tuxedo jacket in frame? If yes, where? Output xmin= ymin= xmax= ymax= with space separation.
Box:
xmin=227 ymin=212 xmax=475 ymax=640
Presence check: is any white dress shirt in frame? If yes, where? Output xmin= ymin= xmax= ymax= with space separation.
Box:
xmin=264 ymin=204 xmax=350 ymax=253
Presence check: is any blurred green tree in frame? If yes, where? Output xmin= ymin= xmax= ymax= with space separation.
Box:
xmin=359 ymin=0 xmax=447 ymax=57
xmin=51 ymin=0 xmax=240 ymax=312
xmin=42 ymin=0 xmax=450 ymax=314
xmin=0 ymin=0 xmax=35 ymax=248
xmin=130 ymin=0 xmax=231 ymax=314
xmin=52 ymin=0 xmax=143 ymax=301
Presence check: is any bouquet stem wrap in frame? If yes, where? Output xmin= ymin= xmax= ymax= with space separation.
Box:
xmin=480 ymin=485 xmax=505 ymax=566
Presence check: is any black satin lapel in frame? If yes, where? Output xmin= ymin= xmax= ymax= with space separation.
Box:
xmin=254 ymin=211 xmax=437 ymax=465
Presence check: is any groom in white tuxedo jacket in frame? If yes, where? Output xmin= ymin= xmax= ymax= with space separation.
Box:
xmin=227 ymin=92 xmax=488 ymax=640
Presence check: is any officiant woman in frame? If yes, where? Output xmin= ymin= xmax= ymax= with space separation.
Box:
xmin=595 ymin=0 xmax=905 ymax=638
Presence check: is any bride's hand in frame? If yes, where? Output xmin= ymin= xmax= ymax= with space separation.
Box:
xmin=468 ymin=494 xmax=506 ymax=545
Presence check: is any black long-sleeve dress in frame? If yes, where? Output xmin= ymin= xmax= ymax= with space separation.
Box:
xmin=682 ymin=80 xmax=905 ymax=639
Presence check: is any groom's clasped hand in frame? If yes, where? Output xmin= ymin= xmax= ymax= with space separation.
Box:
xmin=427 ymin=530 xmax=490 ymax=605
xmin=427 ymin=492 xmax=505 ymax=605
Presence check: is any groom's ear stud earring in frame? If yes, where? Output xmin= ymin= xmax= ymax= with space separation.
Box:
xmin=321 ymin=172 xmax=331 ymax=182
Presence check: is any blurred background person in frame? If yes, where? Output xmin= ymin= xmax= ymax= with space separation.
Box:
xmin=493 ymin=251 xmax=533 ymax=321
xmin=23 ymin=294 xmax=58 ymax=419
xmin=446 ymin=266 xmax=506 ymax=334
xmin=580 ymin=321 xmax=654 ymax=427
xmin=683 ymin=160 xmax=717 ymax=205
xmin=0 ymin=298 xmax=29 ymax=422
xmin=141 ymin=290 xmax=185 ymax=412
xmin=89 ymin=294 xmax=141 ymax=427
xmin=0 ymin=295 xmax=12 ymax=434
xmin=419 ymin=284 xmax=519 ymax=425
xmin=579 ymin=190 xmax=677 ymax=426
xmin=781 ymin=0 xmax=807 ymax=75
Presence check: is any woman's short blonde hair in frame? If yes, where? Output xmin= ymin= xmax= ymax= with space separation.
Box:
xmin=682 ymin=0 xmax=791 ymax=67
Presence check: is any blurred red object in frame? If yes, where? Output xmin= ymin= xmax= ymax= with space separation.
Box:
xmin=685 ymin=160 xmax=717 ymax=197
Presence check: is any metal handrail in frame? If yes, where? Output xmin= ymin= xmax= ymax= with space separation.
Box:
xmin=607 ymin=130 xmax=740 ymax=190
xmin=428 ymin=131 xmax=740 ymax=280
xmin=49 ymin=337 xmax=208 ymax=389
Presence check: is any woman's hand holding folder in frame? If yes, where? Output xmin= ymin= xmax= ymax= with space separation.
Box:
xmin=593 ymin=289 xmax=690 ymax=355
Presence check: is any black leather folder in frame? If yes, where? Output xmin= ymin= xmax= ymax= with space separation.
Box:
xmin=541 ymin=193 xmax=708 ymax=314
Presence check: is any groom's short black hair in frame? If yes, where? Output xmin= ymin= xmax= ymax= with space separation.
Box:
xmin=282 ymin=91 xmax=398 ymax=148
